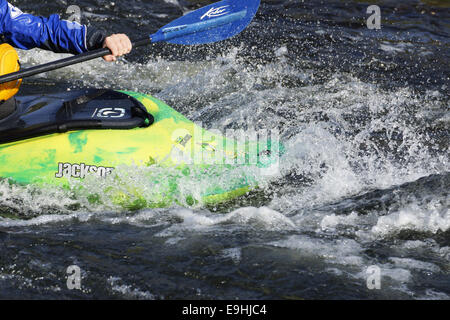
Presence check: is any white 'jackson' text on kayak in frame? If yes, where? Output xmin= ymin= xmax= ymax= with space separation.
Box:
xmin=55 ymin=162 xmax=114 ymax=179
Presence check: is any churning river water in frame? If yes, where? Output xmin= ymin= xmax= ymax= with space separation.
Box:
xmin=0 ymin=0 xmax=449 ymax=299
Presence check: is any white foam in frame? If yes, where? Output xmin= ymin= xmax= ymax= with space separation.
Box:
xmin=379 ymin=267 xmax=412 ymax=283
xmin=275 ymin=46 xmax=288 ymax=57
xmin=155 ymin=207 xmax=295 ymax=238
xmin=320 ymin=212 xmax=359 ymax=230
xmin=372 ymin=202 xmax=450 ymax=236
xmin=163 ymin=0 xmax=181 ymax=6
xmin=218 ymin=207 xmax=296 ymax=230
xmin=419 ymin=289 xmax=450 ymax=300
xmin=379 ymin=42 xmax=413 ymax=53
xmin=222 ymin=248 xmax=242 ymax=264
xmin=107 ymin=276 xmax=156 ymax=300
xmin=389 ymin=257 xmax=440 ymax=273
xmin=270 ymin=74 xmax=446 ymax=218
xmin=0 ymin=180 xmax=81 ymax=217
xmin=356 ymin=266 xmax=412 ymax=284
xmin=269 ymin=235 xmax=364 ymax=266
xmin=0 ymin=212 xmax=93 ymax=227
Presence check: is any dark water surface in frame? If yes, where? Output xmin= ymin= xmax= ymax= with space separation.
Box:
xmin=0 ymin=0 xmax=449 ymax=299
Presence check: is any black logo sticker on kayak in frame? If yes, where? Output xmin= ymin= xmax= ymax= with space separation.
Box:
xmin=92 ymin=108 xmax=126 ymax=118
xmin=55 ymin=162 xmax=114 ymax=179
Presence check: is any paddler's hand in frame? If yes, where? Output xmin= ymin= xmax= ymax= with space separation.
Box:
xmin=102 ymin=34 xmax=132 ymax=62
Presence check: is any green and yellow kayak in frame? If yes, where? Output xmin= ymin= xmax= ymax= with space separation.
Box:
xmin=0 ymin=89 xmax=280 ymax=209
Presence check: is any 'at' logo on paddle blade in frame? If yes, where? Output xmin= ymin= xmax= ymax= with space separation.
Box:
xmin=200 ymin=6 xmax=230 ymax=20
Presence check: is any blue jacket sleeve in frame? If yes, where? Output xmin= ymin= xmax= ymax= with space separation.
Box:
xmin=0 ymin=1 xmax=103 ymax=54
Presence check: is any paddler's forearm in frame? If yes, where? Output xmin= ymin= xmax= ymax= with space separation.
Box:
xmin=0 ymin=0 xmax=131 ymax=60
xmin=0 ymin=1 xmax=88 ymax=54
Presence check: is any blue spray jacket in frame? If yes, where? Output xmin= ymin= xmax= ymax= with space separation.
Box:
xmin=0 ymin=1 xmax=105 ymax=54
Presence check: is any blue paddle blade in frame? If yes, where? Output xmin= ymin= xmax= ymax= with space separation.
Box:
xmin=150 ymin=0 xmax=260 ymax=45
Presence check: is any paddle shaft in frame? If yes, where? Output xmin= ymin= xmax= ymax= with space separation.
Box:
xmin=0 ymin=37 xmax=152 ymax=84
